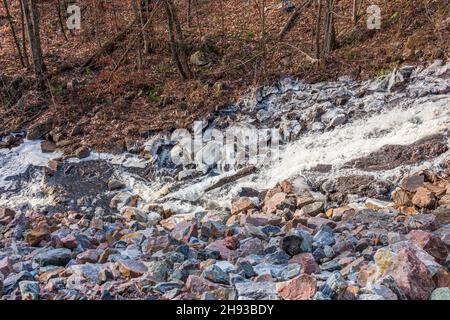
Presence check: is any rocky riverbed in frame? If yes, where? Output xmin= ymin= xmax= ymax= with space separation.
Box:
xmin=0 ymin=60 xmax=449 ymax=300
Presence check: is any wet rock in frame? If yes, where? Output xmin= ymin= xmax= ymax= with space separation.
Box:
xmin=41 ymin=140 xmax=57 ymax=153
xmin=34 ymin=248 xmax=72 ymax=267
xmin=118 ymin=260 xmax=148 ymax=278
xmin=27 ymin=121 xmax=52 ymax=140
xmin=430 ymin=287 xmax=450 ymax=300
xmin=19 ymin=281 xmax=40 ymax=300
xmin=384 ymin=247 xmax=435 ymax=300
xmin=276 ymin=274 xmax=317 ymax=300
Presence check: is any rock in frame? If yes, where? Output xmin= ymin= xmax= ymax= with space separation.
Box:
xmin=202 ymin=265 xmax=229 ymax=284
xmin=280 ymin=263 xmax=301 ymax=280
xmin=301 ymin=201 xmax=324 ymax=216
xmin=19 ymin=281 xmax=40 ymax=300
xmin=235 ymin=281 xmax=279 ymax=300
xmin=290 ymin=253 xmax=320 ymax=275
xmin=118 ymin=260 xmax=148 ymax=278
xmin=430 ymin=287 xmax=450 ymax=300
xmin=433 ymin=205 xmax=450 ymax=224
xmin=405 ymin=214 xmax=439 ymax=231
xmin=122 ymin=207 xmax=147 ymax=223
xmin=76 ymin=249 xmax=100 ymax=264
xmin=231 ymin=197 xmax=258 ymax=215
xmin=392 ymin=189 xmax=413 ymax=206
xmin=108 ymin=178 xmax=126 ymax=191
xmin=186 ymin=275 xmax=220 ymax=295
xmin=412 ymin=187 xmax=436 ymax=209
xmin=264 ymin=192 xmax=287 ymax=214
xmin=3 ymin=271 xmax=33 ymax=294
xmin=27 ymin=121 xmax=52 ymax=140
xmin=205 ymin=238 xmax=236 ymax=260
xmin=34 ymin=248 xmax=72 ymax=267
xmin=321 ymin=271 xmax=348 ymax=299
xmin=60 ymin=234 xmax=78 ymax=249
xmin=407 ymin=230 xmax=448 ymax=263
xmin=25 ymin=223 xmax=50 ymax=246
xmin=358 ymin=294 xmax=385 ymax=300
xmin=313 ymin=225 xmax=335 ymax=247
xmin=384 ymin=247 xmax=435 ymax=300
xmin=190 ymin=51 xmax=209 ymax=66
xmin=281 ymin=230 xmax=313 ymax=256
xmin=170 ymin=221 xmax=198 ymax=243
xmin=374 ymin=248 xmax=395 ymax=275
xmin=75 ymin=146 xmax=90 ymax=159
xmin=243 ymin=214 xmax=282 ymax=227
xmin=276 ymin=274 xmax=317 ymax=300
xmin=0 ymin=256 xmax=14 ymax=277
xmin=401 ymin=175 xmax=425 ymax=192
xmin=41 ymin=140 xmax=57 ymax=153
xmin=0 ymin=273 xmax=3 ymax=296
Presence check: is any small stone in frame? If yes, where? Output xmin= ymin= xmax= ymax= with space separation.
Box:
xmin=202 ymin=265 xmax=229 ymax=284
xmin=235 ymin=281 xmax=279 ymax=300
xmin=430 ymin=287 xmax=450 ymax=300
xmin=412 ymin=187 xmax=436 ymax=209
xmin=264 ymin=192 xmax=287 ymax=214
xmin=276 ymin=274 xmax=317 ymax=300
xmin=321 ymin=271 xmax=348 ymax=299
xmin=60 ymin=234 xmax=78 ymax=249
xmin=75 ymin=146 xmax=90 ymax=159
xmin=244 ymin=214 xmax=282 ymax=227
xmin=108 ymin=178 xmax=126 ymax=191
xmin=313 ymin=225 xmax=335 ymax=247
xmin=186 ymin=275 xmax=220 ymax=295
xmin=34 ymin=248 xmax=72 ymax=267
xmin=122 ymin=207 xmax=147 ymax=223
xmin=402 ymin=175 xmax=425 ymax=192
xmin=231 ymin=197 xmax=258 ymax=215
xmin=407 ymin=230 xmax=448 ymax=263
xmin=374 ymin=248 xmax=395 ymax=275
xmin=301 ymin=201 xmax=324 ymax=216
xmin=41 ymin=140 xmax=57 ymax=153
xmin=290 ymin=253 xmax=320 ymax=275
xmin=170 ymin=221 xmax=198 ymax=243
xmin=76 ymin=249 xmax=100 ymax=264
xmin=118 ymin=260 xmax=148 ymax=278
xmin=25 ymin=223 xmax=50 ymax=246
xmin=281 ymin=229 xmax=313 ymax=256
xmin=0 ymin=256 xmax=14 ymax=277
xmin=19 ymin=281 xmax=40 ymax=300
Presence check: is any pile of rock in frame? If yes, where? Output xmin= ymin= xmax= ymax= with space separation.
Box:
xmin=0 ymin=168 xmax=449 ymax=300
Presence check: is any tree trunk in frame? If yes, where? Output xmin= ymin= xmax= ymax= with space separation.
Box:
xmin=163 ymin=0 xmax=191 ymax=79
xmin=22 ymin=0 xmax=46 ymax=89
xmin=19 ymin=0 xmax=30 ymax=67
xmin=315 ymin=0 xmax=322 ymax=59
xmin=2 ymin=0 xmax=25 ymax=67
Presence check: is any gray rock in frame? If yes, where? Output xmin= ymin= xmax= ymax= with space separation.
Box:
xmin=19 ymin=281 xmax=40 ymax=300
xmin=3 ymin=271 xmax=33 ymax=294
xmin=202 ymin=265 xmax=229 ymax=284
xmin=281 ymin=229 xmax=313 ymax=256
xmin=430 ymin=287 xmax=450 ymax=300
xmin=235 ymin=281 xmax=279 ymax=300
xmin=321 ymin=271 xmax=348 ymax=299
xmin=313 ymin=225 xmax=336 ymax=247
xmin=301 ymin=201 xmax=324 ymax=216
xmin=358 ymin=294 xmax=385 ymax=300
xmin=34 ymin=248 xmax=72 ymax=267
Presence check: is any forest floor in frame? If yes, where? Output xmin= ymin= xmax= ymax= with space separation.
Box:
xmin=0 ymin=0 xmax=449 ymax=154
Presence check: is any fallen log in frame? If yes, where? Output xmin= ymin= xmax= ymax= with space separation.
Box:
xmin=205 ymin=166 xmax=257 ymax=193
xmin=278 ymin=0 xmax=313 ymax=40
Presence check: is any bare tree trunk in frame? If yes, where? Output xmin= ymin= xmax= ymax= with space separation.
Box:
xmin=22 ymin=0 xmax=46 ymax=89
xmin=57 ymin=0 xmax=69 ymax=41
xmin=19 ymin=0 xmax=30 ymax=67
xmin=315 ymin=0 xmax=322 ymax=59
xmin=2 ymin=0 xmax=26 ymax=67
xmin=163 ymin=0 xmax=191 ymax=79
xmin=324 ymin=0 xmax=336 ymax=55
xmin=352 ymin=0 xmax=358 ymax=24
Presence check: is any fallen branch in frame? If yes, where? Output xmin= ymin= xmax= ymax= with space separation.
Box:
xmin=205 ymin=166 xmax=256 ymax=192
xmin=279 ymin=0 xmax=313 ymax=40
